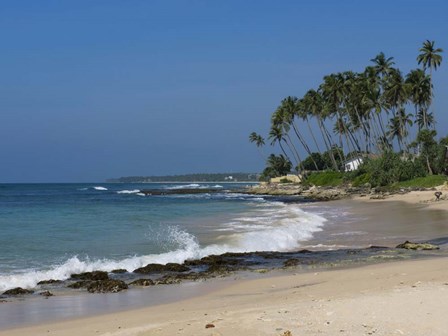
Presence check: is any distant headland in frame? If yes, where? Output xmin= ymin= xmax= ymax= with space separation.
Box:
xmin=106 ymin=172 xmax=260 ymax=183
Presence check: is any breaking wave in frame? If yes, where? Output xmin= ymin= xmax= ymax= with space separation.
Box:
xmin=0 ymin=202 xmax=326 ymax=292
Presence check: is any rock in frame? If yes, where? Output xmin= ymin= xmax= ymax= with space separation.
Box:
xmin=111 ymin=269 xmax=127 ymax=274
xmin=67 ymin=280 xmax=91 ymax=289
xmin=37 ymin=279 xmax=62 ymax=285
xmin=133 ymin=263 xmax=189 ymax=274
xmin=396 ymin=241 xmax=440 ymax=250
xmin=129 ymin=279 xmax=155 ymax=286
xmin=205 ymin=323 xmax=215 ymax=329
xmin=87 ymin=280 xmax=128 ymax=293
xmin=2 ymin=287 xmax=34 ymax=296
xmin=70 ymin=271 xmax=109 ymax=281
xmin=283 ymin=258 xmax=300 ymax=267
xmin=282 ymin=331 xmax=292 ymax=336
xmin=39 ymin=290 xmax=53 ymax=297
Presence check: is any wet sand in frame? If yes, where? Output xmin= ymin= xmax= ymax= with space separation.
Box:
xmin=1 ymin=191 xmax=447 ymax=335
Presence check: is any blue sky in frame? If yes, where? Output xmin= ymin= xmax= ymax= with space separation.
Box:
xmin=1 ymin=0 xmax=447 ymax=182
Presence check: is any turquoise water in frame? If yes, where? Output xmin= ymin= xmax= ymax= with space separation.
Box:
xmin=0 ymin=183 xmax=327 ymax=292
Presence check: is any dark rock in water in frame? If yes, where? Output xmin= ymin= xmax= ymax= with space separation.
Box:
xmin=154 ymin=272 xmax=205 ymax=285
xmin=67 ymin=280 xmax=91 ymax=289
xmin=87 ymin=280 xmax=128 ymax=293
xmin=39 ymin=290 xmax=53 ymax=297
xmin=111 ymin=269 xmax=127 ymax=274
xmin=283 ymin=258 xmax=300 ymax=267
xmin=129 ymin=279 xmax=155 ymax=286
xmin=3 ymin=287 xmax=34 ymax=296
xmin=37 ymin=279 xmax=63 ymax=285
xmin=140 ymin=188 xmax=221 ymax=196
xmin=70 ymin=271 xmax=109 ymax=281
xmin=154 ymin=275 xmax=182 ymax=285
xmin=396 ymin=241 xmax=440 ymax=250
xmin=133 ymin=263 xmax=189 ymax=274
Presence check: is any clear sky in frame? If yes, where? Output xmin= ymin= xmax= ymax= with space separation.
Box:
xmin=1 ymin=0 xmax=447 ymax=182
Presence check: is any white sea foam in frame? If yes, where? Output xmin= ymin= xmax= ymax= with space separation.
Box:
xmin=0 ymin=203 xmax=326 ymax=291
xmin=93 ymin=186 xmax=108 ymax=191
xmin=117 ymin=189 xmax=140 ymax=194
xmin=166 ymin=184 xmax=201 ymax=190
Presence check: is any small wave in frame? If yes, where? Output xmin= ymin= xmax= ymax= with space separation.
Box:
xmin=117 ymin=189 xmax=140 ymax=194
xmin=93 ymin=186 xmax=108 ymax=191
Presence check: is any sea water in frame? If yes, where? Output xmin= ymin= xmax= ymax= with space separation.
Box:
xmin=0 ymin=183 xmax=328 ymax=292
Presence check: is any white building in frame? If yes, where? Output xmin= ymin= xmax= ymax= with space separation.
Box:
xmin=344 ymin=157 xmax=363 ymax=172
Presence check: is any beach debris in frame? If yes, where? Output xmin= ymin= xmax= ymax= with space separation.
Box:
xmin=281 ymin=331 xmax=292 ymax=336
xmin=205 ymin=323 xmax=215 ymax=329
xmin=133 ymin=263 xmax=189 ymax=274
xmin=435 ymin=191 xmax=442 ymax=200
xmin=129 ymin=278 xmax=155 ymax=286
xmin=70 ymin=271 xmax=109 ymax=281
xmin=396 ymin=241 xmax=440 ymax=250
xmin=2 ymin=287 xmax=34 ymax=296
xmin=39 ymin=290 xmax=53 ymax=297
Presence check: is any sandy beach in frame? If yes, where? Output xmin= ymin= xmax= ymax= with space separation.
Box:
xmin=2 ymin=191 xmax=447 ymax=336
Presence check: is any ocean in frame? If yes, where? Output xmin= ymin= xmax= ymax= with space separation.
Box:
xmin=0 ymin=183 xmax=329 ymax=292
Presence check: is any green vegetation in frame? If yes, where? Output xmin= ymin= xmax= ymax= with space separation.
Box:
xmin=107 ymin=173 xmax=259 ymax=183
xmin=249 ymin=40 xmax=446 ymax=188
xmin=305 ymin=171 xmax=344 ymax=187
xmin=396 ymin=175 xmax=447 ymax=188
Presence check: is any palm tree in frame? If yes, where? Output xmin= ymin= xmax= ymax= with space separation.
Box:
xmin=371 ymin=52 xmax=395 ymax=78
xmin=405 ymin=69 xmax=431 ymax=130
xmin=417 ymin=40 xmax=443 ymax=128
xmin=280 ymin=96 xmax=319 ymax=170
xmin=417 ymin=40 xmax=443 ymax=74
xmin=249 ymin=132 xmax=266 ymax=158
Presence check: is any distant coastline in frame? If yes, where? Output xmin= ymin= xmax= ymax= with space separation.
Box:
xmin=106 ymin=172 xmax=260 ymax=183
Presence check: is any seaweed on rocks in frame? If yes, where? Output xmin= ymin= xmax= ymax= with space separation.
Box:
xmin=2 ymin=287 xmax=34 ymax=296
xmin=133 ymin=263 xmax=190 ymax=274
xmin=70 ymin=271 xmax=109 ymax=281
xmin=87 ymin=280 xmax=128 ymax=293
xmin=129 ymin=279 xmax=155 ymax=286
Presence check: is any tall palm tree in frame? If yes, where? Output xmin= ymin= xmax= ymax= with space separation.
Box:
xmin=280 ymin=96 xmax=319 ymax=170
xmin=405 ymin=69 xmax=431 ymax=130
xmin=417 ymin=40 xmax=443 ymax=128
xmin=417 ymin=40 xmax=443 ymax=74
xmin=249 ymin=132 xmax=266 ymax=158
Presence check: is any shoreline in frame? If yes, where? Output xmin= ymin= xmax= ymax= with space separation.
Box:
xmin=2 ymin=256 xmax=448 ymax=336
xmin=1 ymin=189 xmax=447 ymax=334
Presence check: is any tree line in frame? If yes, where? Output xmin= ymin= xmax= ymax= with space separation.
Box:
xmin=250 ymin=40 xmax=445 ymax=183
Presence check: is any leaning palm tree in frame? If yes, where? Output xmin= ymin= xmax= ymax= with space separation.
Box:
xmin=417 ymin=40 xmax=443 ymax=128
xmin=405 ymin=69 xmax=431 ymax=130
xmin=249 ymin=132 xmax=266 ymax=158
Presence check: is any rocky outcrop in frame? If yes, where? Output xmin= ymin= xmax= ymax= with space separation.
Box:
xmin=2 ymin=287 xmax=34 ymax=296
xmin=129 ymin=279 xmax=155 ymax=286
xmin=37 ymin=279 xmax=62 ymax=285
xmin=70 ymin=271 xmax=109 ymax=281
xmin=133 ymin=263 xmax=190 ymax=274
xmin=111 ymin=269 xmax=127 ymax=274
xmin=87 ymin=280 xmax=128 ymax=293
xmin=396 ymin=241 xmax=440 ymax=250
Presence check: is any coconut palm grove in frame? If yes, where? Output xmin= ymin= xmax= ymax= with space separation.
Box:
xmin=250 ymin=40 xmax=446 ymax=187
